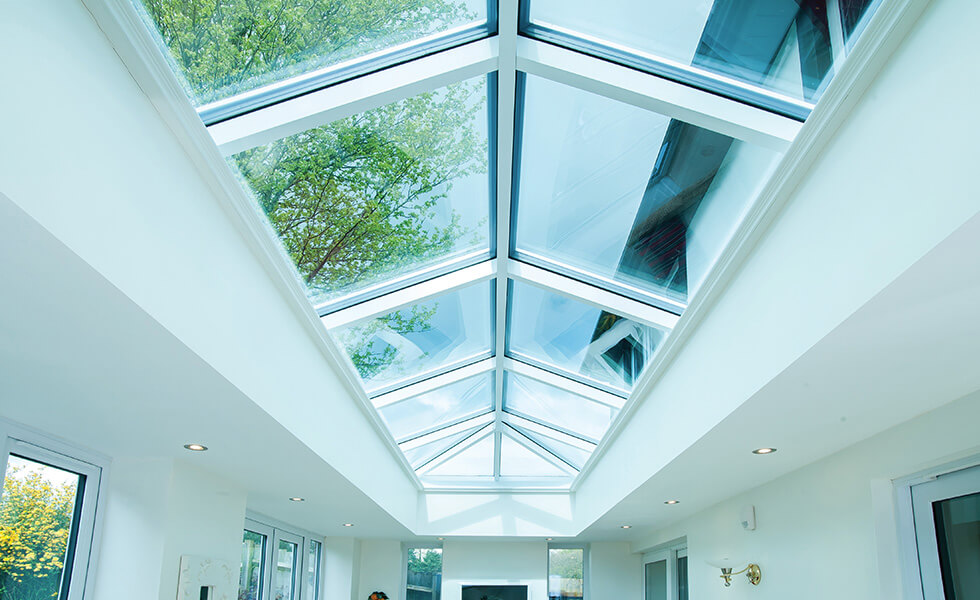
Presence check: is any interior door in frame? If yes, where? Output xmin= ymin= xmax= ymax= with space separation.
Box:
xmin=912 ymin=464 xmax=980 ymax=600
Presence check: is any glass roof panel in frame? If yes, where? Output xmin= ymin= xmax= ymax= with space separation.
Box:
xmin=424 ymin=433 xmax=494 ymax=477
xmin=330 ymin=281 xmax=493 ymax=396
xmin=135 ymin=0 xmax=492 ymax=111
xmin=508 ymin=424 xmax=593 ymax=471
xmin=380 ymin=372 xmax=494 ymax=441
xmin=513 ymin=74 xmax=781 ymax=308
xmin=506 ymin=281 xmax=666 ymax=395
xmin=230 ymin=75 xmax=492 ymax=311
xmin=400 ymin=424 xmax=484 ymax=469
xmin=522 ymin=0 xmax=879 ymax=111
xmin=502 ymin=371 xmax=618 ymax=441
xmin=498 ymin=435 xmax=569 ymax=478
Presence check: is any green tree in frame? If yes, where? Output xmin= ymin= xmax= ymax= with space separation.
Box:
xmin=142 ymin=0 xmax=476 ymax=104
xmin=549 ymin=549 xmax=583 ymax=580
xmin=408 ymin=548 xmax=443 ymax=574
xmin=0 ymin=463 xmax=79 ymax=600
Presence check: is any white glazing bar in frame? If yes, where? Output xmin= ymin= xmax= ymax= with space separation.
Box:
xmin=320 ymin=259 xmax=496 ymax=330
xmin=508 ymin=260 xmax=679 ymax=332
xmin=515 ymin=37 xmax=802 ymax=152
xmin=493 ymin=0 xmax=519 ymax=480
xmin=371 ymin=358 xmax=496 ymax=408
xmin=502 ymin=428 xmax=578 ymax=474
xmin=416 ymin=426 xmax=494 ymax=476
xmin=503 ymin=357 xmax=626 ymax=409
xmin=398 ymin=413 xmax=494 ymax=451
xmin=209 ymin=37 xmax=499 ymax=155
xmin=502 ymin=414 xmax=598 ymax=452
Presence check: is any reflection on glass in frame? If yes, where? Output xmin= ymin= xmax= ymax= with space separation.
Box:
xmin=273 ymin=539 xmax=297 ymax=600
xmin=507 ymin=281 xmax=665 ymax=393
xmin=510 ymin=424 xmax=592 ymax=471
xmin=401 ymin=425 xmax=484 ymax=469
xmin=425 ymin=434 xmax=494 ymax=477
xmin=644 ymin=559 xmax=667 ymax=600
xmin=499 ymin=435 xmax=567 ymax=478
xmin=239 ymin=530 xmax=266 ymax=600
xmin=332 ymin=281 xmax=493 ymax=395
xmin=233 ymin=76 xmax=491 ymax=309
xmin=406 ymin=547 xmax=443 ymax=600
xmin=0 ymin=455 xmax=82 ymax=600
xmin=525 ymin=0 xmax=880 ymax=105
xmin=677 ymin=556 xmax=689 ymax=600
xmin=381 ymin=373 xmax=493 ymax=441
xmin=306 ymin=540 xmax=322 ymax=600
xmin=548 ymin=548 xmax=584 ymax=600
xmin=514 ymin=75 xmax=780 ymax=306
xmin=136 ymin=0 xmax=489 ymax=107
xmin=504 ymin=373 xmax=617 ymax=442
xmin=933 ymin=491 xmax=980 ymax=599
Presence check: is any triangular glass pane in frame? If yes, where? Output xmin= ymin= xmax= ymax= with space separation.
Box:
xmin=503 ymin=372 xmax=618 ymax=442
xmin=401 ymin=425 xmax=483 ymax=470
xmin=511 ymin=425 xmax=592 ymax=471
xmin=381 ymin=373 xmax=493 ymax=441
xmin=499 ymin=435 xmax=568 ymax=478
xmin=425 ymin=434 xmax=494 ymax=477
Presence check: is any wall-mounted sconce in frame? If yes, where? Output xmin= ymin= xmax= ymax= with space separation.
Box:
xmin=707 ymin=558 xmax=762 ymax=587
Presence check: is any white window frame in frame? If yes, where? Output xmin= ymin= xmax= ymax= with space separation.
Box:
xmin=547 ymin=542 xmax=589 ymax=600
xmin=0 ymin=418 xmax=108 ymax=600
xmin=889 ymin=454 xmax=980 ymax=600
xmin=642 ymin=540 xmax=687 ymax=600
xmin=403 ymin=542 xmax=444 ymax=599
xmin=243 ymin=512 xmax=326 ymax=600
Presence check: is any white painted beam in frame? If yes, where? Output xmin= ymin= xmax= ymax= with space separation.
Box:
xmin=371 ymin=358 xmax=495 ymax=408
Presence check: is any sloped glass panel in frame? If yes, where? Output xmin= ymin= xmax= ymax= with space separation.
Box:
xmin=502 ymin=372 xmax=618 ymax=441
xmin=425 ymin=434 xmax=494 ymax=476
xmin=331 ymin=281 xmax=493 ymax=395
xmin=506 ymin=282 xmax=666 ymax=394
xmin=381 ymin=372 xmax=493 ymax=441
xmin=232 ymin=76 xmax=492 ymax=310
xmin=401 ymin=425 xmax=484 ymax=469
xmin=513 ymin=74 xmax=781 ymax=308
xmin=498 ymin=435 xmax=568 ymax=478
xmin=523 ymin=0 xmax=881 ymax=109
xmin=510 ymin=424 xmax=593 ymax=471
xmin=136 ymin=0 xmax=491 ymax=110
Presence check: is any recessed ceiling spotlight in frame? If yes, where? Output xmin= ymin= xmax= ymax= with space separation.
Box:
xmin=289 ymin=497 xmax=305 ymax=502
xmin=546 ymin=537 xmax=553 ymax=541
xmin=183 ymin=443 xmax=208 ymax=452
xmin=752 ymin=447 xmax=777 ymax=455
xmin=621 ymin=525 xmax=632 ymax=529
xmin=342 ymin=523 xmax=354 ymax=527
xmin=664 ymin=500 xmax=680 ymax=505
xmin=437 ymin=537 xmax=445 ymax=541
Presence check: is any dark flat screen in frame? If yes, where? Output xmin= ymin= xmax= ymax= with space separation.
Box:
xmin=461 ymin=585 xmax=528 ymax=600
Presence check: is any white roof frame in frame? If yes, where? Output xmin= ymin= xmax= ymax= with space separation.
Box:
xmin=84 ymin=0 xmax=824 ymax=492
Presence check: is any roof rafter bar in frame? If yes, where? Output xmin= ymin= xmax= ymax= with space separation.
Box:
xmin=320 ymin=259 xmax=496 ymax=330
xmin=399 ymin=412 xmax=495 ymax=451
xmin=503 ymin=357 xmax=626 ymax=410
xmin=515 ymin=37 xmax=801 ymax=153
xmin=509 ymin=260 xmax=679 ymax=332
xmin=371 ymin=357 xmax=496 ymax=408
xmin=209 ymin=37 xmax=500 ymax=155
xmin=416 ymin=425 xmax=494 ymax=476
xmin=501 ymin=413 xmax=598 ymax=452
xmin=500 ymin=427 xmax=578 ymax=475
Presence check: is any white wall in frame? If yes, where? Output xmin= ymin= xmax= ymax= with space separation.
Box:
xmin=589 ymin=542 xmax=642 ymax=599
xmin=358 ymin=540 xmax=405 ymax=600
xmin=632 ymin=390 xmax=980 ymax=600
xmin=441 ymin=541 xmax=548 ymax=600
xmin=325 ymin=537 xmax=362 ymax=600
xmin=92 ymin=458 xmax=247 ymax=600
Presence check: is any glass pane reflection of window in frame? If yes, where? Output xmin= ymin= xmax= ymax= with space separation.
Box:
xmin=273 ymin=539 xmax=298 ymax=600
xmin=239 ymin=530 xmax=266 ymax=600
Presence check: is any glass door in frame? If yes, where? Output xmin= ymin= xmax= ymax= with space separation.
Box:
xmin=271 ymin=529 xmax=303 ymax=600
xmin=643 ymin=545 xmax=687 ymax=600
xmin=912 ymin=464 xmax=980 ymax=600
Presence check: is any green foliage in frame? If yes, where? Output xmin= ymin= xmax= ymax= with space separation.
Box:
xmin=549 ymin=549 xmax=583 ymax=580
xmin=0 ymin=464 xmax=78 ymax=600
xmin=338 ymin=303 xmax=439 ymax=380
xmin=141 ymin=0 xmax=476 ymax=104
xmin=407 ymin=548 xmax=443 ymax=574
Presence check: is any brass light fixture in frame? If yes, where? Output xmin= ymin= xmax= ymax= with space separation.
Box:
xmin=708 ymin=559 xmax=762 ymax=587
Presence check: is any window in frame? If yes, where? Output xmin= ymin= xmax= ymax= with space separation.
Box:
xmin=406 ymin=546 xmax=443 ymax=600
xmin=548 ymin=546 xmax=585 ymax=600
xmin=0 ymin=421 xmax=104 ymax=600
xmin=643 ymin=542 xmax=687 ymax=600
xmin=238 ymin=516 xmax=323 ymax=600
xmin=521 ymin=0 xmax=884 ymax=117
